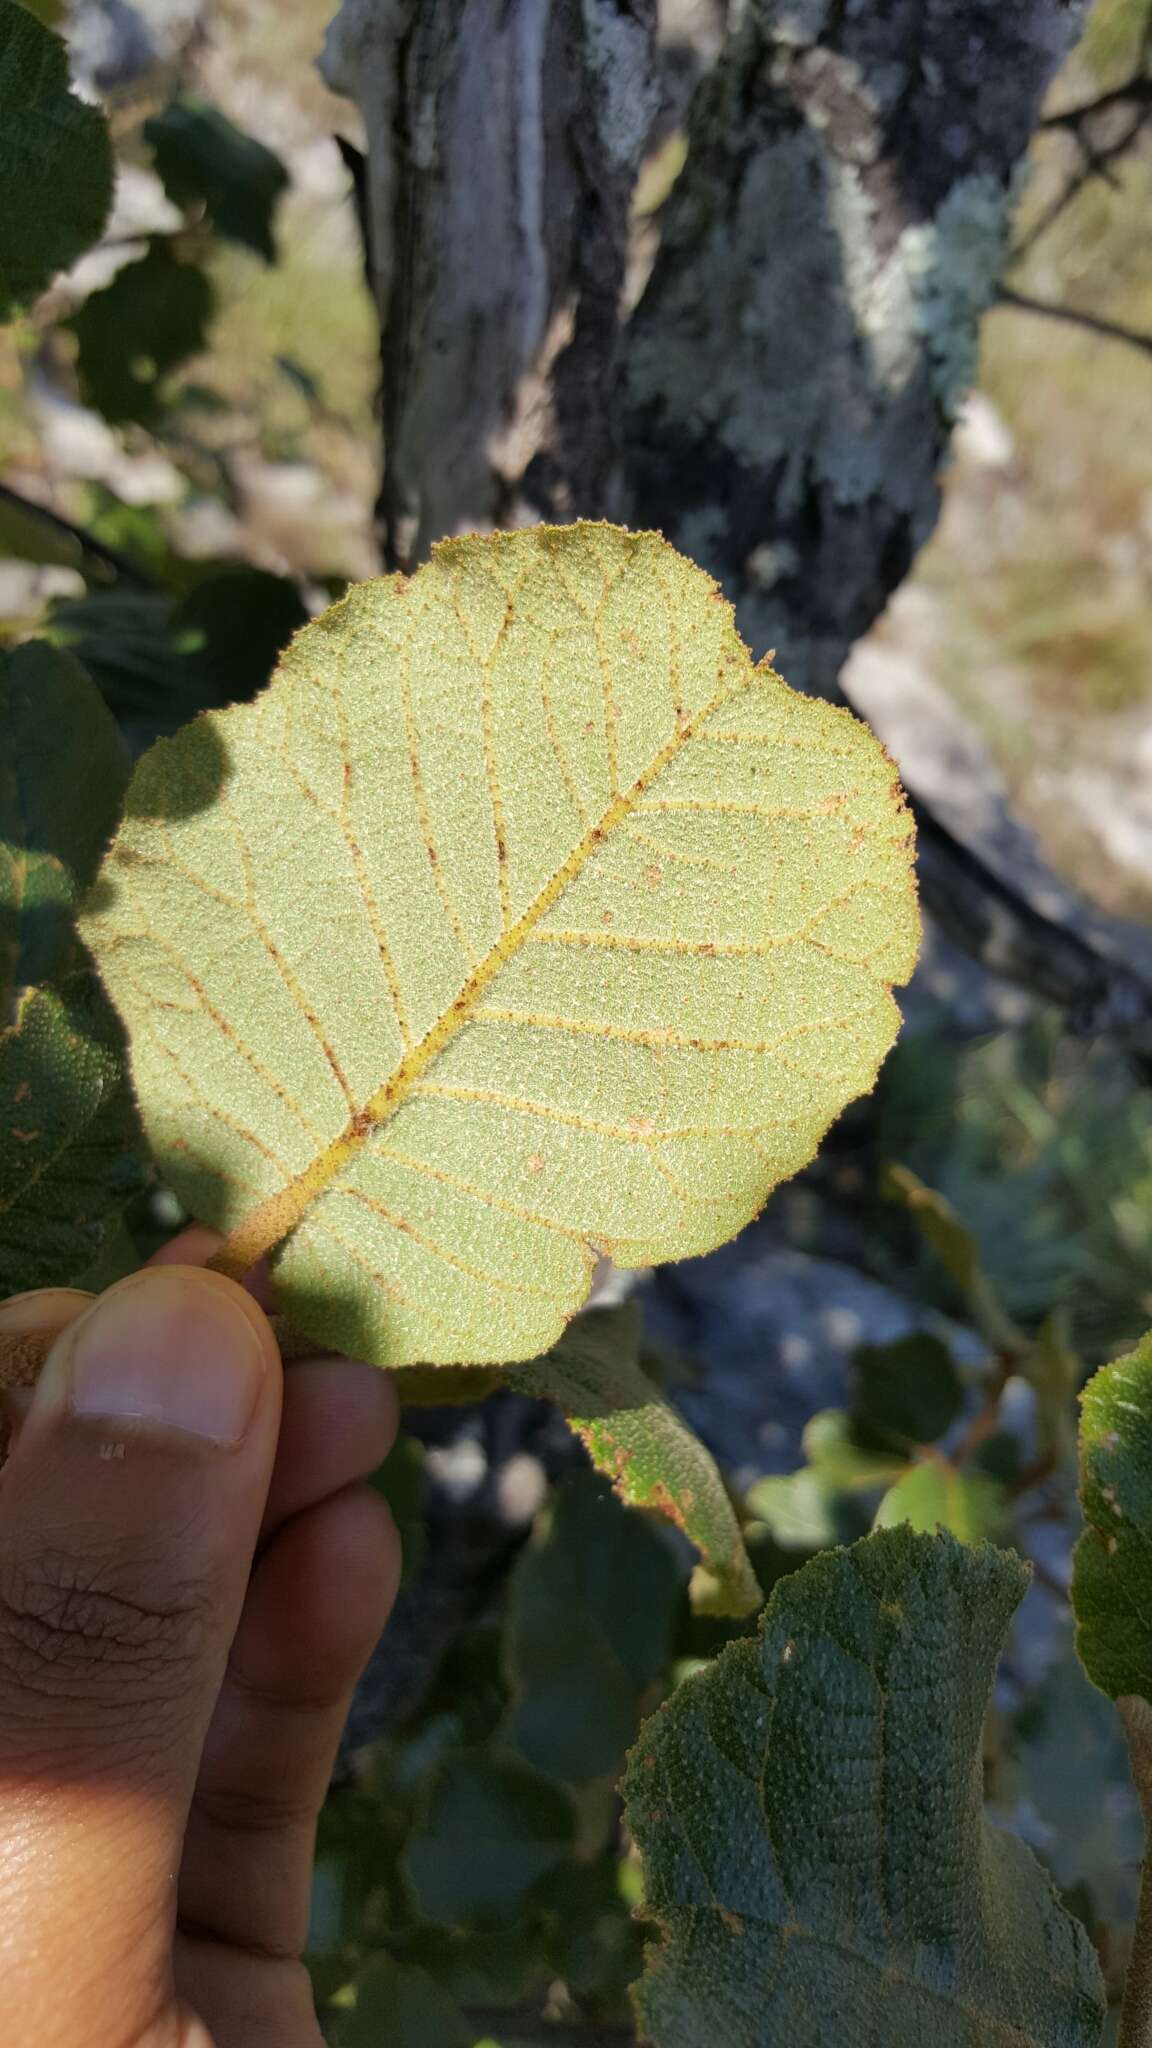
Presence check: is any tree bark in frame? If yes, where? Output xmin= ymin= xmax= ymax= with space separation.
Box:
xmin=621 ymin=0 xmax=1090 ymax=693
xmin=320 ymin=0 xmax=658 ymax=567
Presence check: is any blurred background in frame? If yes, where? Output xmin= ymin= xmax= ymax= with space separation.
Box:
xmin=3 ymin=0 xmax=1152 ymax=2039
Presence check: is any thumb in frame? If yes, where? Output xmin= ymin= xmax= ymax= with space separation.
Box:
xmin=0 ymin=1265 xmax=282 ymax=2048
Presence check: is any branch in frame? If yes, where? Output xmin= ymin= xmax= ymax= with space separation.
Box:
xmin=1040 ymin=75 xmax=1152 ymax=131
xmin=1015 ymin=14 xmax=1152 ymax=260
xmin=997 ymin=284 xmax=1152 ymax=361
xmin=0 ymin=482 xmax=159 ymax=589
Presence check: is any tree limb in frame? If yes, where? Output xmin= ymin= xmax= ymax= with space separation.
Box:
xmin=997 ymin=283 xmax=1152 ymax=361
xmin=0 ymin=481 xmax=159 ymax=589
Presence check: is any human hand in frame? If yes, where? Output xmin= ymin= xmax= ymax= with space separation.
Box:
xmin=0 ymin=1228 xmax=401 ymax=2047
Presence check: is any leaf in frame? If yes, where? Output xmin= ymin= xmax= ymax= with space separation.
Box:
xmin=510 ymin=1303 xmax=759 ymax=1616
xmin=624 ymin=1527 xmax=1106 ymax=2048
xmin=0 ymin=982 xmax=142 ymax=1296
xmin=0 ymin=0 xmax=113 ymax=319
xmin=853 ymin=1331 xmax=964 ymax=1450
xmin=84 ymin=524 xmax=918 ymax=1374
xmin=403 ymin=1752 xmax=574 ymax=1927
xmin=1 ymin=644 xmax=142 ymax=1294
xmin=68 ymin=239 xmax=215 ymax=427
xmin=336 ymin=1956 xmax=473 ymax=2048
xmin=1072 ymin=1330 xmax=1152 ymax=1704
xmin=873 ymin=1458 xmax=1006 ymax=1543
xmin=884 ymin=1163 xmax=1022 ymax=1355
xmin=2 ymin=641 xmax=129 ymax=1000
xmin=1011 ymin=1646 xmax=1142 ymax=1930
xmin=145 ymin=98 xmax=288 ymax=263
xmin=50 ymin=569 xmax=309 ymax=750
xmin=746 ymin=1408 xmax=907 ymax=1555
xmin=504 ymin=1469 xmax=684 ymax=1785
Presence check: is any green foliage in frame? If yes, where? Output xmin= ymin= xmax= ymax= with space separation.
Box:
xmin=68 ymin=240 xmax=215 ymax=427
xmin=145 ymin=99 xmax=288 ymax=263
xmin=1 ymin=644 xmax=142 ymax=1292
xmin=624 ymin=1527 xmax=1106 ymax=2047
xmin=873 ymin=1458 xmax=1007 ymax=1542
xmin=0 ymin=0 xmax=113 ymax=319
xmin=1 ymin=641 xmax=128 ymax=989
xmin=512 ymin=1304 xmax=759 ymax=1615
xmin=404 ymin=1753 xmax=574 ymax=1927
xmin=0 ymin=982 xmax=140 ymax=1293
xmin=1073 ymin=1331 xmax=1152 ymax=1703
xmin=335 ymin=1956 xmax=473 ymax=2048
xmin=50 ymin=568 xmax=309 ymax=749
xmin=503 ymin=1470 xmax=684 ymax=1785
xmin=81 ymin=522 xmax=919 ymax=1370
xmin=852 ymin=1331 xmax=964 ymax=1450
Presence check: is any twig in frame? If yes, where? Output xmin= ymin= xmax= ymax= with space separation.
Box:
xmin=1118 ymin=1695 xmax=1152 ymax=2047
xmin=1013 ymin=22 xmax=1152 ymax=263
xmin=996 ymin=285 xmax=1152 ymax=362
xmin=1040 ymin=77 xmax=1152 ymax=132
xmin=0 ymin=482 xmax=159 ymax=589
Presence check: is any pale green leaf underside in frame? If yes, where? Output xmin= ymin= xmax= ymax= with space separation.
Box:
xmin=1073 ymin=1329 xmax=1152 ymax=1703
xmin=84 ymin=524 xmax=918 ymax=1367
xmin=624 ymin=1527 xmax=1105 ymax=2048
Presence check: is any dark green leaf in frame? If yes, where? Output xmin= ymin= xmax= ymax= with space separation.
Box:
xmin=624 ymin=1526 xmax=1105 ymax=2047
xmin=511 ymin=1305 xmax=759 ymax=1617
xmin=68 ymin=240 xmax=214 ymax=427
xmin=49 ymin=568 xmax=308 ymax=749
xmin=853 ymin=1332 xmax=964 ymax=1450
xmin=1 ymin=643 xmax=142 ymax=1291
xmin=1073 ymin=1330 xmax=1152 ymax=1703
xmin=0 ymin=983 xmax=143 ymax=1295
xmin=336 ymin=1956 xmax=472 ymax=2048
xmin=404 ymin=1753 xmax=574 ymax=1928
xmin=146 ymin=98 xmax=288 ymax=263
xmin=504 ymin=1471 xmax=683 ymax=1785
xmin=1 ymin=640 xmax=129 ymax=999
xmin=0 ymin=0 xmax=113 ymax=319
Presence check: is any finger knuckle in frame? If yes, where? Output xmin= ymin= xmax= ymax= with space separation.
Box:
xmin=0 ymin=1545 xmax=213 ymax=1716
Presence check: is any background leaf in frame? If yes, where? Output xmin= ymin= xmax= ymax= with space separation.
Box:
xmin=873 ymin=1458 xmax=1007 ymax=1543
xmin=852 ymin=1331 xmax=965 ymax=1451
xmin=624 ymin=1526 xmax=1105 ymax=2047
xmin=1 ymin=641 xmax=129 ymax=995
xmin=50 ymin=569 xmax=309 ymax=752
xmin=336 ymin=1956 xmax=473 ymax=2048
xmin=146 ymin=98 xmax=288 ymax=263
xmin=0 ymin=644 xmax=142 ymax=1295
xmin=1073 ymin=1330 xmax=1152 ymax=1703
xmin=503 ymin=1469 xmax=685 ymax=1784
xmin=68 ymin=240 xmax=215 ymax=427
xmin=0 ymin=0 xmax=113 ymax=319
xmin=511 ymin=1303 xmax=759 ymax=1616
xmin=84 ymin=523 xmax=919 ymax=1370
xmin=403 ymin=1752 xmax=574 ymax=1928
xmin=0 ymin=982 xmax=141 ymax=1297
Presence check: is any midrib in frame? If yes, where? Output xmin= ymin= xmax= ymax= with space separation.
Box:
xmin=210 ymin=666 xmax=752 ymax=1280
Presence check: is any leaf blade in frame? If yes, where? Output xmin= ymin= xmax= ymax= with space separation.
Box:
xmin=1073 ymin=1329 xmax=1152 ymax=1704
xmin=83 ymin=524 xmax=919 ymax=1368
xmin=623 ymin=1526 xmax=1105 ymax=2048
xmin=511 ymin=1303 xmax=759 ymax=1617
xmin=0 ymin=0 xmax=113 ymax=319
